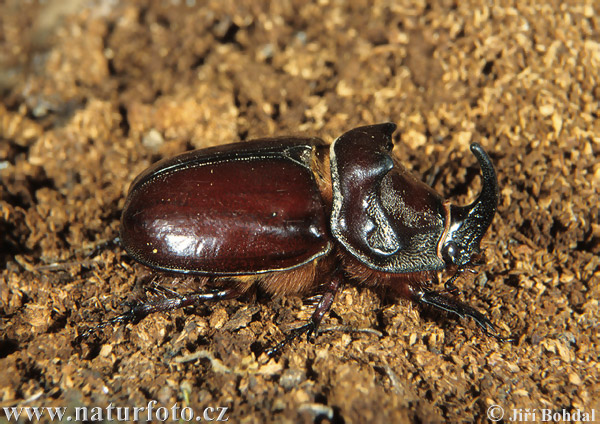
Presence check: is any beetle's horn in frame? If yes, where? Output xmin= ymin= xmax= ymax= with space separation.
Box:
xmin=447 ymin=143 xmax=499 ymax=266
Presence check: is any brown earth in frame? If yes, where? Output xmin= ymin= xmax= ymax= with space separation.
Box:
xmin=1 ymin=1 xmax=599 ymax=423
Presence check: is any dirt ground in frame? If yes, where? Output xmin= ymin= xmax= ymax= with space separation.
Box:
xmin=1 ymin=0 xmax=599 ymax=423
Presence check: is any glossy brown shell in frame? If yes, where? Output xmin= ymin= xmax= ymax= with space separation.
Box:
xmin=120 ymin=138 xmax=332 ymax=275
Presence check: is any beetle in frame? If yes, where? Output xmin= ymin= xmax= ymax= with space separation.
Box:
xmin=87 ymin=123 xmax=508 ymax=353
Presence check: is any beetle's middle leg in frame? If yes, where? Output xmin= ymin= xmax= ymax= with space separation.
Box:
xmin=267 ymin=272 xmax=343 ymax=357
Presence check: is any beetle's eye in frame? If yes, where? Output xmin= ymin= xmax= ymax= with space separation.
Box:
xmin=442 ymin=242 xmax=458 ymax=264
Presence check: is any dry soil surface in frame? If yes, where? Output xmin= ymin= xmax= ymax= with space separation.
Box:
xmin=1 ymin=1 xmax=599 ymax=423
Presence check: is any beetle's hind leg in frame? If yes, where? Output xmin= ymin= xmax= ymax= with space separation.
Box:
xmin=415 ymin=290 xmax=513 ymax=342
xmin=77 ymin=285 xmax=238 ymax=340
xmin=266 ymin=272 xmax=343 ymax=357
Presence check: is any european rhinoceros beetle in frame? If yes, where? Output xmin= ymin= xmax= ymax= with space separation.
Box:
xmin=88 ymin=123 xmax=508 ymax=353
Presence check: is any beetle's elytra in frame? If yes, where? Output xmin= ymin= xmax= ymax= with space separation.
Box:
xmin=94 ymin=123 xmax=508 ymax=352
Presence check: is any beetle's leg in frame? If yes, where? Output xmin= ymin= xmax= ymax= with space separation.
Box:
xmin=78 ymin=288 xmax=237 ymax=340
xmin=415 ymin=290 xmax=514 ymax=342
xmin=86 ymin=236 xmax=121 ymax=258
xmin=128 ymin=288 xmax=236 ymax=324
xmin=266 ymin=273 xmax=343 ymax=357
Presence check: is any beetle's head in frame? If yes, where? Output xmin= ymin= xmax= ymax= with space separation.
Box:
xmin=441 ymin=143 xmax=499 ymax=269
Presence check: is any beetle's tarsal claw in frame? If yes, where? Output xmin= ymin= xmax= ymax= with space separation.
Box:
xmin=76 ymin=309 xmax=138 ymax=343
xmin=265 ymin=322 xmax=316 ymax=358
xmin=470 ymin=311 xmax=498 ymax=336
xmin=462 ymin=307 xmax=515 ymax=342
xmin=493 ymin=333 xmax=517 ymax=343
xmin=305 ymin=320 xmax=318 ymax=341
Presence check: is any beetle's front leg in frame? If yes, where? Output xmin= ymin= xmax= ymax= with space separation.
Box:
xmin=267 ymin=272 xmax=343 ymax=357
xmin=416 ymin=289 xmax=495 ymax=334
xmin=415 ymin=289 xmax=512 ymax=342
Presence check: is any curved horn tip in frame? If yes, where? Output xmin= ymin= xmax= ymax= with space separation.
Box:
xmin=468 ymin=143 xmax=497 ymax=182
xmin=469 ymin=143 xmax=489 ymax=160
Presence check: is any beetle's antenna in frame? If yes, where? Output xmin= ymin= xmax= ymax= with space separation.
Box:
xmin=443 ymin=271 xmax=462 ymax=296
xmin=442 ymin=251 xmax=486 ymax=296
xmin=77 ymin=308 xmax=140 ymax=340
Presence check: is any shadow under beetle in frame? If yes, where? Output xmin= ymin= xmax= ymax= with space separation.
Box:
xmin=87 ymin=123 xmax=510 ymax=354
